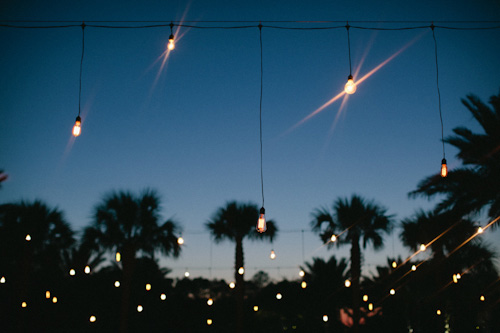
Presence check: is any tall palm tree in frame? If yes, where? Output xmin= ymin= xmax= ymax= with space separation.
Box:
xmin=82 ymin=189 xmax=181 ymax=333
xmin=410 ymin=92 xmax=500 ymax=222
xmin=311 ymin=194 xmax=393 ymax=333
xmin=206 ymin=201 xmax=278 ymax=333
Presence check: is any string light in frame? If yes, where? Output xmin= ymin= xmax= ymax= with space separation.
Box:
xmin=160 ymin=293 xmax=166 ymax=301
xmin=299 ymin=270 xmax=305 ymax=277
xmin=177 ymin=236 xmax=185 ymax=245
xmin=420 ymin=244 xmax=426 ymax=252
xmin=21 ymin=301 xmax=27 ymax=308
xmin=52 ymin=296 xmax=58 ymax=303
xmin=46 ymin=291 xmax=51 ymax=299
xmin=411 ymin=265 xmax=417 ymax=271
xmin=390 ymin=288 xmax=396 ymax=295
xmin=0 ymin=276 xmax=5 ymax=283
xmin=238 ymin=267 xmax=245 ymax=275
xmin=276 ymin=293 xmax=282 ymax=300
xmin=137 ymin=305 xmax=143 ymax=312
xmin=301 ymin=281 xmax=307 ymax=289
xmin=84 ymin=265 xmax=91 ymax=274
xmin=363 ymin=294 xmax=368 ymax=302
xmin=146 ymin=283 xmax=152 ymax=291
xmin=330 ymin=234 xmax=337 ymax=242
xmin=207 ymin=319 xmax=213 ymax=326
xmin=368 ymin=303 xmax=373 ymax=311
xmin=256 ymin=23 xmax=268 ymax=234
xmin=229 ymin=282 xmax=235 ymax=289
xmin=25 ymin=234 xmax=31 ymax=241
xmin=115 ymin=252 xmax=121 ymax=262
xmin=207 ymin=298 xmax=214 ymax=306
xmin=323 ymin=315 xmax=329 ymax=322
xmin=392 ymin=261 xmax=397 ymax=268
xmin=167 ymin=22 xmax=175 ymax=50
xmin=437 ymin=309 xmax=442 ymax=315
xmin=269 ymin=250 xmax=276 ymax=260
xmin=114 ymin=280 xmax=120 ymax=287
xmin=345 ymin=279 xmax=351 ymax=288
xmin=480 ymin=295 xmax=485 ymax=301
xmin=344 ymin=22 xmax=357 ymax=94
xmin=73 ymin=22 xmax=85 ymax=137
xmin=253 ymin=305 xmax=259 ymax=312
xmin=184 ymin=270 xmax=190 ymax=277
xmin=89 ymin=315 xmax=96 ymax=323
xmin=477 ymin=227 xmax=484 ymax=234
xmin=69 ymin=269 xmax=76 ymax=276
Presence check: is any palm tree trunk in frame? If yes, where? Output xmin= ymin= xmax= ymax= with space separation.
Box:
xmin=119 ymin=245 xmax=136 ymax=333
xmin=235 ymin=235 xmax=245 ymax=333
xmin=351 ymin=235 xmax=361 ymax=333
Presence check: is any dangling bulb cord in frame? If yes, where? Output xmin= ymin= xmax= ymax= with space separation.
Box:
xmin=432 ymin=24 xmax=447 ymax=177
xmin=344 ymin=23 xmax=356 ymax=95
xmin=168 ymin=22 xmax=175 ymax=50
xmin=73 ymin=22 xmax=85 ymax=137
xmin=256 ymin=23 xmax=267 ymax=233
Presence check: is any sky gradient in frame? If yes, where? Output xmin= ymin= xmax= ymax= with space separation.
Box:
xmin=1 ymin=0 xmax=500 ymax=281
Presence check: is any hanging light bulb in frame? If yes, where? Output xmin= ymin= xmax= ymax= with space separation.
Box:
xmin=344 ymin=75 xmax=357 ymax=94
xmin=441 ymin=158 xmax=448 ymax=177
xmin=145 ymin=283 xmax=152 ymax=291
xmin=207 ymin=298 xmax=214 ymax=306
xmin=168 ymin=23 xmax=175 ymax=50
xmin=72 ymin=116 xmax=82 ymax=137
xmin=25 ymin=234 xmax=31 ymax=241
xmin=89 ymin=315 xmax=97 ymax=323
xmin=69 ymin=269 xmax=76 ymax=276
xmin=177 ymin=236 xmax=184 ymax=245
xmin=330 ymin=234 xmax=337 ymax=242
xmin=253 ymin=305 xmax=259 ymax=312
xmin=45 ymin=291 xmax=51 ymax=299
xmin=477 ymin=227 xmax=484 ymax=234
xmin=419 ymin=244 xmax=426 ymax=252
xmin=480 ymin=295 xmax=485 ymax=301
xmin=238 ymin=267 xmax=245 ymax=275
xmin=160 ymin=293 xmax=167 ymax=301
xmin=437 ymin=309 xmax=442 ymax=315
xmin=115 ymin=252 xmax=121 ymax=262
xmin=411 ymin=265 xmax=417 ymax=271
xmin=84 ymin=265 xmax=90 ymax=274
xmin=207 ymin=319 xmax=213 ymax=326
xmin=363 ymin=295 xmax=368 ymax=302
xmin=22 ymin=301 xmax=27 ymax=308
xmin=114 ymin=280 xmax=120 ymax=288
xmin=323 ymin=315 xmax=329 ymax=322
xmin=299 ymin=270 xmax=305 ymax=277
xmin=184 ymin=271 xmax=190 ymax=278
xmin=276 ymin=293 xmax=282 ymax=300
xmin=368 ymin=303 xmax=374 ymax=311
xmin=390 ymin=288 xmax=396 ymax=295
xmin=1 ymin=276 xmax=5 ymax=283
xmin=229 ymin=282 xmax=235 ymax=289
xmin=453 ymin=274 xmax=458 ymax=284
xmin=269 ymin=250 xmax=276 ymax=260
xmin=392 ymin=261 xmax=397 ymax=268
xmin=345 ymin=279 xmax=351 ymax=288
xmin=301 ymin=281 xmax=307 ymax=289
xmin=137 ymin=305 xmax=143 ymax=312
xmin=256 ymin=207 xmax=267 ymax=233
xmin=52 ymin=296 xmax=58 ymax=303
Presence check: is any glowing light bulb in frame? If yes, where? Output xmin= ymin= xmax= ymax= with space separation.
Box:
xmin=411 ymin=265 xmax=417 ymax=271
xmin=253 ymin=305 xmax=259 ymax=312
xmin=46 ymin=291 xmax=51 ymax=299
xmin=177 ymin=237 xmax=184 ymax=245
xmin=330 ymin=234 xmax=337 ymax=242
xmin=392 ymin=261 xmax=397 ymax=268
xmin=299 ymin=270 xmax=305 ymax=277
xmin=137 ymin=305 xmax=143 ymax=312
xmin=25 ymin=234 xmax=31 ymax=241
xmin=390 ymin=288 xmax=395 ymax=295
xmin=441 ymin=158 xmax=448 ymax=177
xmin=146 ymin=283 xmax=152 ymax=291
xmin=207 ymin=298 xmax=213 ymax=306
xmin=229 ymin=282 xmax=235 ymax=289
xmin=89 ymin=315 xmax=96 ymax=323
xmin=437 ymin=309 xmax=442 ymax=315
xmin=160 ymin=293 xmax=166 ymax=301
xmin=73 ymin=116 xmax=81 ymax=137
xmin=168 ymin=34 xmax=175 ymax=50
xmin=269 ymin=250 xmax=276 ymax=260
xmin=301 ymin=281 xmax=307 ymax=289
xmin=84 ymin=265 xmax=90 ymax=274
xmin=345 ymin=279 xmax=351 ymax=288
xmin=478 ymin=227 xmax=484 ymax=234
xmin=115 ymin=252 xmax=121 ymax=262
xmin=52 ymin=296 xmax=58 ymax=303
xmin=276 ymin=293 xmax=282 ymax=300
xmin=363 ymin=295 xmax=368 ymax=302
xmin=420 ymin=244 xmax=426 ymax=252
xmin=344 ymin=75 xmax=356 ymax=94
xmin=238 ymin=267 xmax=245 ymax=275
xmin=69 ymin=269 xmax=76 ymax=276
xmin=207 ymin=319 xmax=213 ymax=326
xmin=184 ymin=271 xmax=190 ymax=277
xmin=368 ymin=303 xmax=374 ymax=311
xmin=114 ymin=280 xmax=120 ymax=288
xmin=256 ymin=207 xmax=267 ymax=233
xmin=480 ymin=295 xmax=485 ymax=301
xmin=323 ymin=315 xmax=329 ymax=322
xmin=22 ymin=301 xmax=27 ymax=308
xmin=456 ymin=273 xmax=461 ymax=280
xmin=0 ymin=276 xmax=5 ymax=283
xmin=453 ymin=274 xmax=458 ymax=284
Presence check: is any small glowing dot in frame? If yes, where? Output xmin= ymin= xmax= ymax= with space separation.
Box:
xmin=177 ymin=237 xmax=184 ymax=245
xmin=207 ymin=298 xmax=213 ymax=306
xmin=146 ymin=283 xmax=152 ymax=291
xmin=478 ymin=227 xmax=484 ymax=234
xmin=45 ymin=291 xmax=51 ymax=299
xmin=392 ymin=261 xmax=397 ymax=268
xmin=480 ymin=295 xmax=485 ymax=301
xmin=207 ymin=319 xmax=213 ymax=326
xmin=253 ymin=305 xmax=259 ymax=312
xmin=299 ymin=270 xmax=305 ymax=277
xmin=84 ymin=265 xmax=91 ymax=274
xmin=160 ymin=293 xmax=166 ymax=301
xmin=115 ymin=252 xmax=121 ymax=262
xmin=368 ymin=303 xmax=373 ymax=311
xmin=52 ymin=296 xmax=58 ymax=303
xmin=229 ymin=282 xmax=235 ymax=289
xmin=22 ymin=301 xmax=27 ymax=308
xmin=363 ymin=295 xmax=368 ymax=302
xmin=437 ymin=309 xmax=442 ymax=315
xmin=420 ymin=244 xmax=426 ymax=252
xmin=345 ymin=279 xmax=351 ymax=288
xmin=270 ymin=250 xmax=276 ymax=260
xmin=456 ymin=273 xmax=461 ymax=280
xmin=69 ymin=269 xmax=76 ymax=276
xmin=89 ymin=315 xmax=96 ymax=323
xmin=238 ymin=267 xmax=245 ymax=275
xmin=276 ymin=293 xmax=282 ymax=300
xmin=323 ymin=315 xmax=328 ymax=322
xmin=184 ymin=271 xmax=190 ymax=278
xmin=25 ymin=234 xmax=31 ymax=241
xmin=114 ymin=281 xmax=120 ymax=288
xmin=137 ymin=305 xmax=143 ymax=312
xmin=301 ymin=281 xmax=307 ymax=289
xmin=1 ymin=276 xmax=5 ymax=283
xmin=330 ymin=235 xmax=337 ymax=242
xmin=411 ymin=265 xmax=417 ymax=271
xmin=390 ymin=288 xmax=395 ymax=295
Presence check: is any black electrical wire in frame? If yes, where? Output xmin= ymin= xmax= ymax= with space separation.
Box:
xmin=78 ymin=23 xmax=85 ymax=117
xmin=346 ymin=23 xmax=352 ymax=76
xmin=431 ymin=24 xmax=446 ymax=160
xmin=259 ymin=23 xmax=264 ymax=209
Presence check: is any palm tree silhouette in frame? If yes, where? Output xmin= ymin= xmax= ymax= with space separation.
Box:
xmin=411 ymin=92 xmax=500 ymax=223
xmin=206 ymin=201 xmax=277 ymax=333
xmin=311 ymin=195 xmax=393 ymax=333
xmin=83 ymin=189 xmax=181 ymax=333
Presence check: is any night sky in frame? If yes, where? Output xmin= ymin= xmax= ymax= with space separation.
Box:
xmin=1 ymin=0 xmax=499 ymax=281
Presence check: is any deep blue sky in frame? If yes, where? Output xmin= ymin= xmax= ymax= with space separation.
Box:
xmin=1 ymin=0 xmax=499 ymax=281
